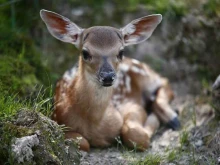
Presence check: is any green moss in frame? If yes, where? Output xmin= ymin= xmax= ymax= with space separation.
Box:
xmin=0 ymin=56 xmax=39 ymax=95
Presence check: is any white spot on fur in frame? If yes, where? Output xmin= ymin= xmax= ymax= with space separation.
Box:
xmin=63 ymin=66 xmax=77 ymax=84
xmin=146 ymin=78 xmax=163 ymax=95
xmin=140 ymin=69 xmax=148 ymax=76
xmin=130 ymin=66 xmax=148 ymax=76
xmin=119 ymin=63 xmax=130 ymax=72
xmin=11 ymin=134 xmax=39 ymax=163
xmin=125 ymin=75 xmax=131 ymax=93
xmin=131 ymin=66 xmax=140 ymax=73
xmin=131 ymin=59 xmax=140 ymax=65
xmin=114 ymin=71 xmax=124 ymax=89
xmin=113 ymin=94 xmax=122 ymax=100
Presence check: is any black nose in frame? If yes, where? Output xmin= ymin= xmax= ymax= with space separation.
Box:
xmin=99 ymin=71 xmax=116 ymax=87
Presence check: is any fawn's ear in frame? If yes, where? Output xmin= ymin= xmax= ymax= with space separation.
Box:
xmin=121 ymin=14 xmax=162 ymax=46
xmin=40 ymin=9 xmax=83 ymax=47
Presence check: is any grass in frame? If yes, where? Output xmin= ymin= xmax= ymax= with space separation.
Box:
xmin=0 ymin=94 xmax=24 ymax=122
xmin=0 ymin=84 xmax=63 ymax=164
xmin=115 ymin=136 xmax=125 ymax=150
xmin=136 ymin=154 xmax=164 ymax=165
xmin=31 ymin=85 xmax=54 ymax=117
xmin=167 ymin=150 xmax=178 ymax=162
xmin=191 ymin=107 xmax=197 ymax=126
xmin=180 ymin=129 xmax=190 ymax=149
xmin=0 ymin=84 xmax=53 ymax=123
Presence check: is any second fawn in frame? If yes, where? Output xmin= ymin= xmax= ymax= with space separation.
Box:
xmin=40 ymin=9 xmax=180 ymax=151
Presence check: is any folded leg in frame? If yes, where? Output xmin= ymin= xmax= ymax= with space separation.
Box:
xmin=153 ymin=84 xmax=180 ymax=130
xmin=120 ymin=102 xmax=159 ymax=151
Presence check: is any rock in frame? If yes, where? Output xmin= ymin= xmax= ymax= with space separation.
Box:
xmin=0 ymin=109 xmax=81 ymax=165
xmin=11 ymin=134 xmax=39 ymax=163
xmin=195 ymin=104 xmax=214 ymax=126
xmin=151 ymin=129 xmax=180 ymax=153
xmin=208 ymin=131 xmax=220 ymax=156
xmin=194 ymin=139 xmax=203 ymax=147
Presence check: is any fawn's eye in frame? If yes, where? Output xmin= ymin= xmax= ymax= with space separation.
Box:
xmin=82 ymin=50 xmax=92 ymax=61
xmin=117 ymin=50 xmax=124 ymax=61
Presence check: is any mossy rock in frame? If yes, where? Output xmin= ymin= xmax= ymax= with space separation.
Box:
xmin=0 ymin=109 xmax=81 ymax=165
xmin=0 ymin=55 xmax=40 ymax=95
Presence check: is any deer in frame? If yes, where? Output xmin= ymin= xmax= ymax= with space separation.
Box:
xmin=40 ymin=9 xmax=180 ymax=152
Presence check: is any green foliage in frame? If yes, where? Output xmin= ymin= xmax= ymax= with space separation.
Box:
xmin=203 ymin=0 xmax=220 ymax=16
xmin=145 ymin=0 xmax=188 ymax=18
xmin=113 ymin=0 xmax=188 ymax=17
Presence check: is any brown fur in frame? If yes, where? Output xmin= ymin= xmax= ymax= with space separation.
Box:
xmin=53 ymin=57 xmax=176 ymax=151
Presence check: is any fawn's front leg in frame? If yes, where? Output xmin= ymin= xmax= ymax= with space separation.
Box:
xmin=120 ymin=102 xmax=160 ymax=151
xmin=65 ymin=132 xmax=90 ymax=152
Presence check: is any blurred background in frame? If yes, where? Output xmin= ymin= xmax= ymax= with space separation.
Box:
xmin=0 ymin=0 xmax=220 ymax=97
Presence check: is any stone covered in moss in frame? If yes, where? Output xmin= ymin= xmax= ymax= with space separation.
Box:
xmin=0 ymin=109 xmax=81 ymax=165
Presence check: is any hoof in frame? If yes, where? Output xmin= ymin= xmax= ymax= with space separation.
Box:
xmin=167 ymin=117 xmax=181 ymax=130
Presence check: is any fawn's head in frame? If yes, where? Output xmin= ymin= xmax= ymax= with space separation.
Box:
xmin=40 ymin=9 xmax=162 ymax=87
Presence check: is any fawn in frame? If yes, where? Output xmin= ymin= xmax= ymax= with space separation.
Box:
xmin=40 ymin=9 xmax=180 ymax=151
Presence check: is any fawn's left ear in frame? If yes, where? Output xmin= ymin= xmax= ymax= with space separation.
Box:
xmin=121 ymin=14 xmax=162 ymax=46
xmin=40 ymin=9 xmax=83 ymax=47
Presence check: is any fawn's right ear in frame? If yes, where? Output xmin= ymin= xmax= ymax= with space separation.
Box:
xmin=40 ymin=9 xmax=83 ymax=47
xmin=121 ymin=14 xmax=162 ymax=46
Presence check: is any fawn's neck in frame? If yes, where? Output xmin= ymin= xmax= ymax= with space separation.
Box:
xmin=74 ymin=58 xmax=113 ymax=120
